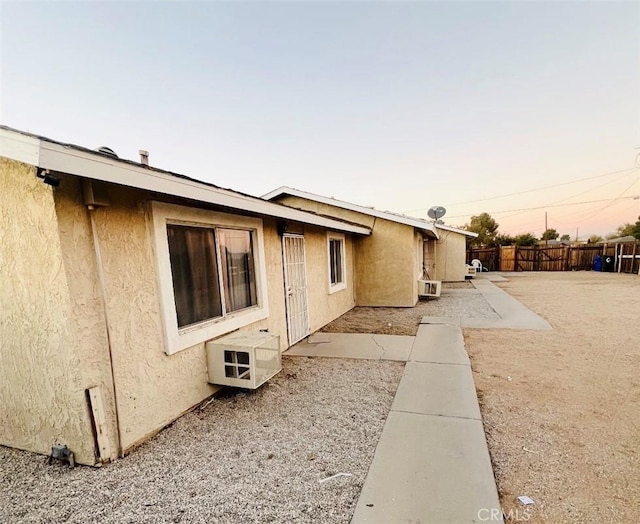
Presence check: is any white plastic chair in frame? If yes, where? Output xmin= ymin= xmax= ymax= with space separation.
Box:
xmin=471 ymin=259 xmax=484 ymax=272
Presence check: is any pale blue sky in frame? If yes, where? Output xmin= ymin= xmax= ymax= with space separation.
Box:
xmin=2 ymin=1 xmax=639 ymax=237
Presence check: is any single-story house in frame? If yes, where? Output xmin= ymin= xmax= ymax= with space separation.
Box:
xmin=0 ymin=126 xmax=371 ymax=465
xmin=263 ymin=186 xmax=477 ymax=307
xmin=602 ymin=236 xmax=637 ymax=244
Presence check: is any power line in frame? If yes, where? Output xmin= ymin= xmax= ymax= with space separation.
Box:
xmin=577 ymin=176 xmax=640 ymax=222
xmin=445 ymin=195 xmax=640 ymax=219
xmin=502 ymin=175 xmax=640 ymax=226
xmin=405 ymin=167 xmax=638 ymax=213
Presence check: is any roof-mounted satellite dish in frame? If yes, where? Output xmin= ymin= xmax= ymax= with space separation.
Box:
xmin=427 ymin=206 xmax=447 ymax=221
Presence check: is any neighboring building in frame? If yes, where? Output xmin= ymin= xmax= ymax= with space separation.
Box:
xmin=0 ymin=127 xmax=370 ymax=465
xmin=603 ymin=236 xmax=637 ymax=244
xmin=263 ymin=186 xmax=477 ymax=306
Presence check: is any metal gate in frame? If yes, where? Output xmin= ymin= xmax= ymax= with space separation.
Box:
xmin=282 ymin=234 xmax=309 ymax=345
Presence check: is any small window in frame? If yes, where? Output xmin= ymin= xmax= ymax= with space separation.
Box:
xmin=327 ymin=233 xmax=347 ymax=293
xmin=329 ymin=239 xmax=343 ymax=285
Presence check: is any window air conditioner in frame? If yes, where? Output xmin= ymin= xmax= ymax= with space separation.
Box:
xmin=466 ymin=265 xmax=477 ymax=278
xmin=418 ymin=279 xmax=442 ymax=298
xmin=206 ymin=331 xmax=281 ymax=389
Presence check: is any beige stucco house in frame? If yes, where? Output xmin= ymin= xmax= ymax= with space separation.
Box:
xmin=263 ymin=187 xmax=477 ymax=306
xmin=0 ymin=127 xmax=370 ymax=465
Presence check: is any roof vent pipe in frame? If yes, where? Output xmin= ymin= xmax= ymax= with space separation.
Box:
xmin=139 ymin=150 xmax=149 ymax=166
xmin=96 ymin=146 xmax=118 ymax=159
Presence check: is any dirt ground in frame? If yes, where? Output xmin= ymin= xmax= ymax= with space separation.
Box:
xmin=322 ymin=272 xmax=640 ymax=522
xmin=466 ymin=272 xmax=640 ymax=523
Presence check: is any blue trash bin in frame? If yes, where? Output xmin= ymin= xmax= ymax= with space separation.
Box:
xmin=593 ymin=254 xmax=602 ymax=271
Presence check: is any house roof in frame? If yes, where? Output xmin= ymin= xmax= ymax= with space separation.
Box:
xmin=434 ymin=223 xmax=478 ymax=238
xmin=0 ymin=126 xmax=371 ymax=236
xmin=604 ymin=235 xmax=637 ymax=243
xmin=262 ymin=186 xmax=478 ymax=238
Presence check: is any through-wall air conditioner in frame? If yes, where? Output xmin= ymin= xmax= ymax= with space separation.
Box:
xmin=418 ymin=279 xmax=442 ymax=298
xmin=206 ymin=331 xmax=281 ymax=389
xmin=466 ymin=265 xmax=477 ymax=279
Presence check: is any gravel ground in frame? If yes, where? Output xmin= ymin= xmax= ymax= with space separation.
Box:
xmin=0 ymin=357 xmax=404 ymax=524
xmin=322 ymin=283 xmax=499 ymax=336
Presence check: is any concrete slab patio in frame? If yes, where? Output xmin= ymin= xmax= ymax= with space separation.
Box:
xmin=285 ymin=332 xmax=414 ymax=361
xmin=422 ymin=276 xmax=552 ymax=330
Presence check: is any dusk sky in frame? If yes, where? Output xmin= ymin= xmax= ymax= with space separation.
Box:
xmin=2 ymin=1 xmax=639 ymax=238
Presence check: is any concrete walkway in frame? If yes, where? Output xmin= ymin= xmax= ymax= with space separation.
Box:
xmin=282 ymin=277 xmax=549 ymax=522
xmin=350 ymin=324 xmax=502 ymax=523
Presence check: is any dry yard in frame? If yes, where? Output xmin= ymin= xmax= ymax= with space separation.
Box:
xmin=326 ymin=271 xmax=640 ymax=523
xmin=0 ymin=358 xmax=403 ymax=524
xmin=466 ymin=272 xmax=640 ymax=523
xmin=2 ymin=272 xmax=638 ymax=523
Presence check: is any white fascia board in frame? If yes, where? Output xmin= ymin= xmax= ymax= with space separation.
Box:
xmin=0 ymin=128 xmax=40 ymax=166
xmin=263 ymin=186 xmax=438 ymax=237
xmin=29 ymin=140 xmax=370 ymax=236
xmin=435 ymin=224 xmax=478 ymax=238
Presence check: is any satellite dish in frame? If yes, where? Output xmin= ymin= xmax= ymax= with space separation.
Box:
xmin=427 ymin=206 xmax=447 ymax=221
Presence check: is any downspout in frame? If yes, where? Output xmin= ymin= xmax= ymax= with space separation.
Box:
xmin=87 ymin=205 xmax=124 ymax=459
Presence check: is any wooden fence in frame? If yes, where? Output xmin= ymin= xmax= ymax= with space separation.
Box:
xmin=467 ymin=242 xmax=640 ymax=275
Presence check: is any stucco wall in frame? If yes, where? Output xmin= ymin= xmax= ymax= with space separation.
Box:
xmin=273 ymin=195 xmax=417 ymax=306
xmin=53 ymin=177 xmax=120 ymax=461
xmin=80 ymin=186 xmax=222 ymax=452
xmin=355 ymin=218 xmax=417 ymax=306
xmin=276 ymin=195 xmax=376 ymax=229
xmin=0 ymin=158 xmax=98 ymax=464
xmin=434 ymin=230 xmax=468 ymax=282
xmin=1 ymin=168 xmax=360 ymax=462
xmin=302 ymin=226 xmax=356 ymax=334
xmin=53 ymin=183 xmax=356 ymax=454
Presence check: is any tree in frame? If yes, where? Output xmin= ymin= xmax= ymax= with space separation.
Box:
xmin=588 ymin=234 xmax=604 ymax=244
xmin=606 ymin=222 xmax=634 ymax=239
xmin=560 ymin=234 xmax=571 ymax=241
xmin=514 ymin=233 xmax=538 ymax=246
xmin=541 ymin=228 xmax=559 ymax=241
xmin=465 ymin=212 xmax=499 ymax=246
xmin=631 ymin=216 xmax=640 ymax=240
xmin=494 ymin=233 xmax=515 ymax=246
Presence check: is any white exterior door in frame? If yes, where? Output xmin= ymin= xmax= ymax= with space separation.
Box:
xmin=282 ymin=234 xmax=310 ymax=345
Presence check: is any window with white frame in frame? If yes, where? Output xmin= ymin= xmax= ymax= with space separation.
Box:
xmin=327 ymin=232 xmax=347 ymax=293
xmin=152 ymin=202 xmax=269 ymax=355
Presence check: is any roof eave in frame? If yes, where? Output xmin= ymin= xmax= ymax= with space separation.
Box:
xmin=0 ymin=129 xmax=371 ymax=236
xmin=264 ymin=185 xmax=440 ymax=237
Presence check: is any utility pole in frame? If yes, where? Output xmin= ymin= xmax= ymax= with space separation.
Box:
xmin=545 ymin=211 xmax=548 ymax=247
xmin=575 ymin=227 xmax=579 ymax=243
